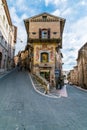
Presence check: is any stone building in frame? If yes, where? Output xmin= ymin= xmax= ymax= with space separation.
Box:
xmin=16 ymin=50 xmax=29 ymax=70
xmin=69 ymin=69 xmax=74 ymax=84
xmin=14 ymin=55 xmax=19 ymax=66
xmin=20 ymin=50 xmax=28 ymax=68
xmin=0 ymin=0 xmax=17 ymax=72
xmin=24 ymin=12 xmax=65 ymax=84
xmin=62 ymin=70 xmax=69 ymax=82
xmin=67 ymin=66 xmax=78 ymax=85
xmin=77 ymin=42 xmax=87 ymax=88
xmin=73 ymin=66 xmax=78 ymax=85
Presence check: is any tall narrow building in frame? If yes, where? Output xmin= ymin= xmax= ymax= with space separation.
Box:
xmin=24 ymin=12 xmax=65 ymax=84
xmin=0 ymin=0 xmax=17 ymax=72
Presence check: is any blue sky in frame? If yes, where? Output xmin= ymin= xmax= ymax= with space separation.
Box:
xmin=7 ymin=0 xmax=87 ymax=71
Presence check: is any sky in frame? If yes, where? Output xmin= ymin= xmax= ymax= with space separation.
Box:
xmin=7 ymin=0 xmax=87 ymax=71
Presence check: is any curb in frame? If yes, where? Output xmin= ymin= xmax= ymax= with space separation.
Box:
xmin=29 ymin=73 xmax=61 ymax=99
xmin=74 ymin=85 xmax=87 ymax=92
xmin=0 ymin=68 xmax=16 ymax=79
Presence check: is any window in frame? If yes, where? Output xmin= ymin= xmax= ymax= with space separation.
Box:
xmin=39 ymin=28 xmax=50 ymax=39
xmin=5 ymin=41 xmax=7 ymax=47
xmin=32 ymin=32 xmax=36 ymax=35
xmin=41 ymin=52 xmax=49 ymax=63
xmin=0 ymin=52 xmax=2 ymax=68
xmin=42 ymin=16 xmax=47 ymax=21
xmin=53 ymin=32 xmax=57 ymax=34
xmin=6 ymin=24 xmax=8 ymax=30
xmin=3 ymin=15 xmax=5 ymax=24
xmin=42 ymin=30 xmax=48 ymax=39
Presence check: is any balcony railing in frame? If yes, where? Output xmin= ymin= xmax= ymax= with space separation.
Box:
xmin=28 ymin=38 xmax=61 ymax=43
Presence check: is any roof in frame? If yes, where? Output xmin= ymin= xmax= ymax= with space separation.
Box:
xmin=24 ymin=12 xmax=65 ymax=21
xmin=24 ymin=12 xmax=66 ymax=34
xmin=77 ymin=42 xmax=87 ymax=60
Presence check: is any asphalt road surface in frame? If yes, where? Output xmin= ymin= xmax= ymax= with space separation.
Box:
xmin=0 ymin=69 xmax=87 ymax=130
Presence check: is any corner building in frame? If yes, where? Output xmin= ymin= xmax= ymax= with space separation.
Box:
xmin=24 ymin=13 xmax=65 ymax=84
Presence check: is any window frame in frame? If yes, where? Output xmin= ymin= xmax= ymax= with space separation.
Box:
xmin=40 ymin=52 xmax=49 ymax=63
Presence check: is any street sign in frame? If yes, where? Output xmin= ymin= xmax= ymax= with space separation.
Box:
xmin=55 ymin=69 xmax=60 ymax=77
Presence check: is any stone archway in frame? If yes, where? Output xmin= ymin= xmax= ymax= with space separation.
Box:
xmin=0 ymin=52 xmax=2 ymax=68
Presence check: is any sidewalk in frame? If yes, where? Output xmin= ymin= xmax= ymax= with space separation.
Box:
xmin=30 ymin=74 xmax=68 ymax=98
xmin=0 ymin=69 xmax=14 ymax=79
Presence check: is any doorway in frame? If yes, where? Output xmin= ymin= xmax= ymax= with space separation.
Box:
xmin=40 ymin=70 xmax=50 ymax=81
xmin=0 ymin=52 xmax=2 ymax=68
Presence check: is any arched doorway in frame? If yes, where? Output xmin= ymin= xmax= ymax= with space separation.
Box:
xmin=0 ymin=52 xmax=2 ymax=68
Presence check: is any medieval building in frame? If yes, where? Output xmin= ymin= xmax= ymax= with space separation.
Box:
xmin=24 ymin=12 xmax=65 ymax=84
xmin=77 ymin=42 xmax=87 ymax=88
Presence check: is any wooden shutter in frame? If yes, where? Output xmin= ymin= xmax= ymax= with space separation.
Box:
xmin=48 ymin=28 xmax=50 ymax=39
xmin=39 ymin=28 xmax=41 ymax=39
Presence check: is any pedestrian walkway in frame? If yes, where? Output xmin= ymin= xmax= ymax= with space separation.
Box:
xmin=0 ymin=69 xmax=15 ymax=79
xmin=30 ymin=74 xmax=68 ymax=98
xmin=0 ymin=70 xmax=9 ymax=79
xmin=50 ymin=85 xmax=68 ymax=97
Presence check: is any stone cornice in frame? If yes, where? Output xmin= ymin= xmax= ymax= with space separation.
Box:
xmin=2 ymin=0 xmax=12 ymax=26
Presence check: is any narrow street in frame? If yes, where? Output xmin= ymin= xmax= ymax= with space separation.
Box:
xmin=0 ymin=69 xmax=87 ymax=130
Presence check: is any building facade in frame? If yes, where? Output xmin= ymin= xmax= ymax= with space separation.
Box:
xmin=0 ymin=0 xmax=17 ymax=72
xmin=68 ymin=42 xmax=87 ymax=89
xmin=24 ymin=12 xmax=65 ymax=84
xmin=77 ymin=42 xmax=87 ymax=88
xmin=73 ymin=66 xmax=78 ymax=85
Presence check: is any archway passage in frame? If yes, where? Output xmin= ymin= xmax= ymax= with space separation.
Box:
xmin=0 ymin=52 xmax=2 ymax=68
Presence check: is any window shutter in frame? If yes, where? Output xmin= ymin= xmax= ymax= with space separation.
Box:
xmin=39 ymin=28 xmax=41 ymax=39
xmin=60 ymin=21 xmax=62 ymax=37
xmin=48 ymin=28 xmax=50 ymax=39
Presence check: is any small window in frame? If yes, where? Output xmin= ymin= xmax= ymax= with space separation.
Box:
xmin=0 ymin=52 xmax=2 ymax=61
xmin=42 ymin=16 xmax=47 ymax=21
xmin=6 ymin=24 xmax=8 ymax=30
xmin=3 ymin=15 xmax=5 ymax=21
xmin=32 ymin=32 xmax=36 ymax=35
xmin=5 ymin=41 xmax=7 ymax=47
xmin=53 ymin=32 xmax=57 ymax=34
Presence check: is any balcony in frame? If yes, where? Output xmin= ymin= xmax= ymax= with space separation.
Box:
xmin=28 ymin=38 xmax=61 ymax=43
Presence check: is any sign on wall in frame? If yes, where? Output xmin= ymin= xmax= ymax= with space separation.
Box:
xmin=55 ymin=69 xmax=60 ymax=77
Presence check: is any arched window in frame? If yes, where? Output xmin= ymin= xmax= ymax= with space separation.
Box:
xmin=41 ymin=52 xmax=49 ymax=63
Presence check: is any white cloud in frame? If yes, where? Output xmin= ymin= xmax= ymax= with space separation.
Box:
xmin=52 ymin=9 xmax=61 ymax=16
xmin=45 ymin=0 xmax=67 ymax=6
xmin=10 ymin=7 xmax=21 ymax=24
xmin=9 ymin=6 xmax=27 ymax=55
xmin=62 ymin=16 xmax=87 ymax=70
xmin=78 ymin=0 xmax=87 ymax=6
xmin=62 ymin=8 xmax=73 ymax=16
